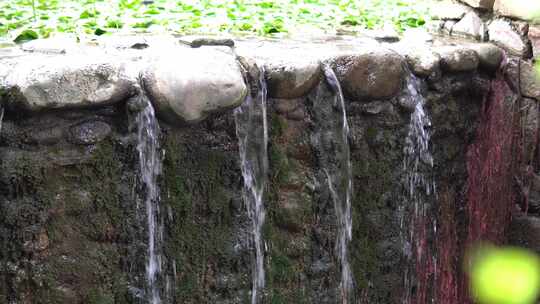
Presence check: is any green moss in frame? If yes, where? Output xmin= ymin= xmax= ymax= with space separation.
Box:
xmin=161 ymin=133 xmax=239 ymax=302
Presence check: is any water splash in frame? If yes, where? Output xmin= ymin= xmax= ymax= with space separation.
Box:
xmin=234 ymin=66 xmax=269 ymax=304
xmin=135 ymin=93 xmax=164 ymax=304
xmin=322 ymin=65 xmax=355 ymax=304
xmin=400 ymin=73 xmax=437 ymax=304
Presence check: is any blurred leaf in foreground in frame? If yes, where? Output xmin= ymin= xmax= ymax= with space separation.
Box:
xmin=469 ymin=245 xmax=540 ymax=304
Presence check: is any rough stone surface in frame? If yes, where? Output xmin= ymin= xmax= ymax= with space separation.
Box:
xmin=529 ymin=25 xmax=540 ymax=59
xmin=330 ymin=49 xmax=405 ymax=100
xmin=265 ymin=59 xmax=322 ymax=99
xmin=68 ymin=120 xmax=112 ymax=145
xmin=460 ymin=0 xmax=495 ymax=9
xmin=402 ymin=50 xmax=442 ymax=79
xmin=452 ymin=11 xmax=486 ymax=40
xmin=520 ymin=61 xmax=540 ymax=100
xmin=469 ymin=43 xmax=503 ymax=71
xmin=488 ymin=19 xmax=531 ymax=58
xmin=509 ymin=214 xmax=540 ymax=254
xmin=436 ymin=46 xmax=480 ymax=72
xmin=142 ymin=47 xmax=247 ymax=124
xmin=1 ymin=54 xmax=134 ymax=111
xmin=493 ymin=0 xmax=540 ymax=23
xmin=431 ymin=1 xmax=473 ymax=20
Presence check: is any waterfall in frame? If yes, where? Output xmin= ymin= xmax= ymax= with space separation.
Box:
xmin=0 ymin=106 xmax=3 ymax=135
xmin=321 ymin=65 xmax=355 ymax=304
xmin=135 ymin=93 xmax=164 ymax=304
xmin=234 ymin=66 xmax=269 ymax=304
xmin=400 ymin=73 xmax=437 ymax=304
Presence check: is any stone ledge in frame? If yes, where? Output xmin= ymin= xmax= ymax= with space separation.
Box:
xmin=0 ymin=35 xmax=507 ymax=124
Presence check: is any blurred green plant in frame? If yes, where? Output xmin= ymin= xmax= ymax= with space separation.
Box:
xmin=0 ymin=0 xmax=430 ymax=42
xmin=468 ymin=245 xmax=540 ymax=304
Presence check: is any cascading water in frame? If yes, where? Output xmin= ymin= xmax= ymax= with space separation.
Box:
xmin=234 ymin=66 xmax=269 ymax=304
xmin=321 ymin=65 xmax=355 ymax=304
xmin=0 ymin=106 xmax=4 ymax=135
xmin=135 ymin=92 xmax=165 ymax=304
xmin=400 ymin=73 xmax=437 ymax=304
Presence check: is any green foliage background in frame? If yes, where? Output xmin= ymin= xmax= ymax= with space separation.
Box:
xmin=0 ymin=0 xmax=429 ymax=42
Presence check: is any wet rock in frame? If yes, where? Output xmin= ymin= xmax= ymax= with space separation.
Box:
xmin=68 ymin=120 xmax=112 ymax=145
xmin=189 ymin=38 xmax=235 ymax=48
xmin=1 ymin=54 xmax=133 ymax=111
xmin=22 ymin=230 xmax=49 ymax=253
xmin=443 ymin=20 xmax=457 ymax=35
xmin=470 ymin=43 xmax=503 ymax=72
xmin=142 ymin=47 xmax=247 ymax=124
xmin=404 ymin=50 xmax=441 ymax=78
xmin=488 ymin=19 xmax=531 ymax=58
xmin=265 ymin=59 xmax=321 ymax=99
xmin=274 ymin=98 xmax=300 ymax=114
xmin=460 ymin=0 xmax=495 ymax=9
xmin=286 ymin=108 xmax=307 ymax=121
xmin=358 ymin=100 xmax=392 ymax=115
xmin=508 ymin=214 xmax=540 ymax=254
xmin=452 ymin=11 xmax=486 ymax=41
xmin=520 ymin=61 xmax=540 ymax=100
xmin=431 ymin=0 xmax=473 ymax=20
xmin=437 ymin=46 xmax=479 ymax=72
xmin=521 ymin=98 xmax=539 ymax=162
xmin=21 ymin=37 xmax=75 ymax=54
xmin=493 ymin=0 xmax=540 ymax=22
xmin=331 ymin=49 xmax=405 ymax=100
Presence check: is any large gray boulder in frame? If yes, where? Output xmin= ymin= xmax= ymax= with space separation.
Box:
xmin=330 ymin=48 xmax=405 ymax=100
xmin=0 ymin=53 xmax=133 ymax=111
xmin=488 ymin=19 xmax=531 ymax=58
xmin=142 ymin=46 xmax=248 ymax=124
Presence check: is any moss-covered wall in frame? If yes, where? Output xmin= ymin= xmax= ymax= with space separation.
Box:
xmin=0 ymin=71 xmax=492 ymax=304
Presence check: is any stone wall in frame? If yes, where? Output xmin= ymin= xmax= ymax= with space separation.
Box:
xmin=0 ymin=35 xmax=536 ymax=303
xmin=431 ymin=0 xmax=540 ymax=59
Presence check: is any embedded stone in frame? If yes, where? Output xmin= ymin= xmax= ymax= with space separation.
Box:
xmin=460 ymin=0 xmax=495 ymax=9
xmin=437 ymin=47 xmax=479 ymax=72
xmin=331 ymin=49 xmax=405 ymax=100
xmin=469 ymin=43 xmax=504 ymax=71
xmin=488 ymin=19 xmax=531 ymax=58
xmin=452 ymin=11 xmax=486 ymax=41
xmin=0 ymin=54 xmax=133 ymax=111
xmin=142 ymin=47 xmax=248 ymax=124
xmin=493 ymin=0 xmax=540 ymax=23
xmin=431 ymin=0 xmax=473 ymax=20
xmin=404 ymin=50 xmax=441 ymax=78
xmin=265 ymin=59 xmax=322 ymax=99
xmin=68 ymin=120 xmax=112 ymax=145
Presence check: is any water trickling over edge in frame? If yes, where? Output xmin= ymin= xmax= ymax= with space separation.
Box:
xmin=0 ymin=106 xmax=4 ymax=135
xmin=135 ymin=93 xmax=165 ymax=304
xmin=322 ymin=65 xmax=355 ymax=304
xmin=400 ymin=73 xmax=437 ymax=304
xmin=234 ymin=66 xmax=269 ymax=304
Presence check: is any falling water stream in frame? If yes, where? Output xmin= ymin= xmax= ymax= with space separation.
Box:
xmin=135 ymin=93 xmax=164 ymax=304
xmin=321 ymin=65 xmax=355 ymax=304
xmin=234 ymin=66 xmax=269 ymax=304
xmin=0 ymin=106 xmax=4 ymax=135
xmin=400 ymin=73 xmax=437 ymax=304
